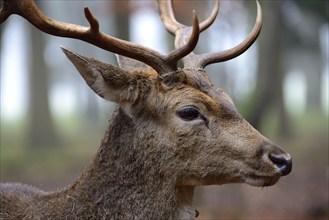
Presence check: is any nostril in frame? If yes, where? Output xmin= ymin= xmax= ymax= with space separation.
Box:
xmin=269 ymin=154 xmax=292 ymax=176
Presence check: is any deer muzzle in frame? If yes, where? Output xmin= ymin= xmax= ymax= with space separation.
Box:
xmin=263 ymin=141 xmax=292 ymax=176
xmin=269 ymin=152 xmax=292 ymax=176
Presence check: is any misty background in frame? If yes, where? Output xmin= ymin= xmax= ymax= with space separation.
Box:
xmin=0 ymin=0 xmax=328 ymax=219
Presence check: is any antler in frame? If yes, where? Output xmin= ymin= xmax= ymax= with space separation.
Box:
xmin=158 ymin=0 xmax=262 ymax=69
xmin=157 ymin=0 xmax=219 ymax=34
xmin=0 ymin=0 xmax=200 ymax=75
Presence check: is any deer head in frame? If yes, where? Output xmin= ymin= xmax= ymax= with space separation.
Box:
xmin=0 ymin=0 xmax=291 ymax=192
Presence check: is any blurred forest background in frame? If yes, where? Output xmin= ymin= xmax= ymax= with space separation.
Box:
xmin=0 ymin=0 xmax=328 ymax=219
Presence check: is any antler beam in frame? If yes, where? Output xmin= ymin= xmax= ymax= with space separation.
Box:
xmin=0 ymin=0 xmax=200 ymax=75
xmin=158 ymin=0 xmax=262 ymax=69
xmin=196 ymin=1 xmax=262 ymax=68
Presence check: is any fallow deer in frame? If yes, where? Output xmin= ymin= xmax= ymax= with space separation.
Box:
xmin=0 ymin=0 xmax=292 ymax=219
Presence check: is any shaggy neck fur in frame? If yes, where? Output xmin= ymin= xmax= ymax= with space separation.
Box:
xmin=43 ymin=108 xmax=197 ymax=219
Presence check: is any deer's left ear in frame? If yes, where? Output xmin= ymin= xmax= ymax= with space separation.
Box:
xmin=61 ymin=47 xmax=151 ymax=107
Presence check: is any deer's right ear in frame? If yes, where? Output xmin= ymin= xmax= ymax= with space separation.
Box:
xmin=61 ymin=47 xmax=138 ymax=105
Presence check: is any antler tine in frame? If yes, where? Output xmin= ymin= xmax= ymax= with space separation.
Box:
xmin=157 ymin=0 xmax=184 ymax=34
xmin=0 ymin=0 xmax=177 ymax=74
xmin=158 ymin=0 xmax=219 ymax=35
xmin=165 ymin=11 xmax=200 ymax=67
xmin=199 ymin=0 xmax=220 ymax=32
xmin=195 ymin=1 xmax=262 ymax=69
xmin=157 ymin=0 xmax=200 ymax=70
xmin=158 ymin=0 xmax=220 ymax=69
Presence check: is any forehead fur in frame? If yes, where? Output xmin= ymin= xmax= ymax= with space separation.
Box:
xmin=160 ymin=69 xmax=211 ymax=90
xmin=156 ymin=69 xmax=236 ymax=113
xmin=162 ymin=69 xmax=232 ymax=100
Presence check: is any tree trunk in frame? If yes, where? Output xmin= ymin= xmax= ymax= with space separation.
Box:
xmin=113 ymin=1 xmax=131 ymax=40
xmin=248 ymin=1 xmax=292 ymax=138
xmin=26 ymin=25 xmax=58 ymax=148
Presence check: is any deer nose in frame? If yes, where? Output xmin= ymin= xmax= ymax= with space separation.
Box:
xmin=269 ymin=153 xmax=292 ymax=176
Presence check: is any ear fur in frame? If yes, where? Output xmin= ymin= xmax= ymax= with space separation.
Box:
xmin=61 ymin=47 xmax=152 ymax=107
xmin=115 ymin=54 xmax=152 ymax=72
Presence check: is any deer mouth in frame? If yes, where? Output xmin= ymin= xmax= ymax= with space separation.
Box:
xmin=242 ymin=173 xmax=282 ymax=187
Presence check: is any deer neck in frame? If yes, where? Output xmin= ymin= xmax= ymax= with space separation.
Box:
xmin=64 ymin=107 xmax=197 ymax=219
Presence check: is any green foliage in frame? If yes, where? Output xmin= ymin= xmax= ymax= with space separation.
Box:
xmin=0 ymin=118 xmax=100 ymax=186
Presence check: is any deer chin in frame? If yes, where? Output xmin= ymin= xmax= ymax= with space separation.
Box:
xmin=242 ymin=173 xmax=281 ymax=187
xmin=179 ymin=171 xmax=282 ymax=187
xmin=179 ymin=174 xmax=243 ymax=186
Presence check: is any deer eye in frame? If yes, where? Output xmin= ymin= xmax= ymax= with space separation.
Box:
xmin=177 ymin=107 xmax=200 ymax=121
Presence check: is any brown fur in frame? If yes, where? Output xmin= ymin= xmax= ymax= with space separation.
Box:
xmin=0 ymin=56 xmax=291 ymax=219
xmin=0 ymin=1 xmax=291 ymax=218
